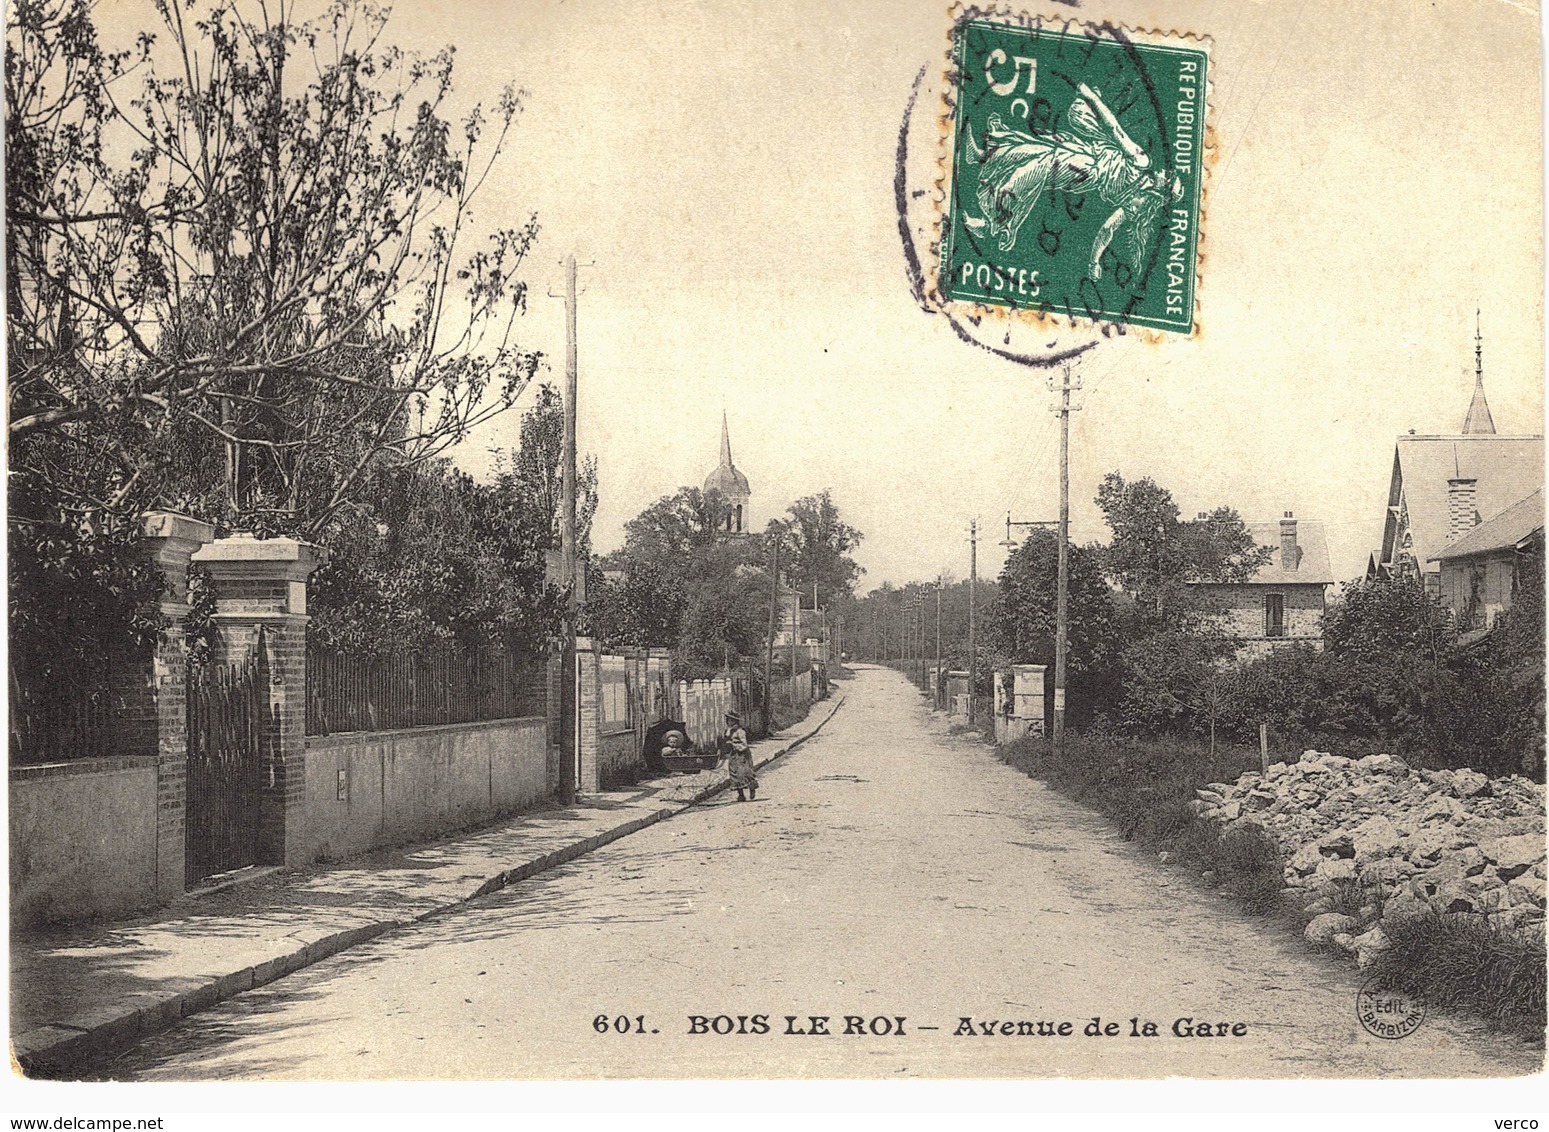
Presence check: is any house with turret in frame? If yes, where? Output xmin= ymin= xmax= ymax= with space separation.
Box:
xmin=1367 ymin=321 xmax=1543 ymax=603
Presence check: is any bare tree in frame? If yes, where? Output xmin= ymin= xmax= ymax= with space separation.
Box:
xmin=7 ymin=0 xmax=540 ymax=537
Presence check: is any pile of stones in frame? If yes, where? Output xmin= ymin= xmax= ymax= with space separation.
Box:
xmin=1191 ymin=750 xmax=1545 ymax=969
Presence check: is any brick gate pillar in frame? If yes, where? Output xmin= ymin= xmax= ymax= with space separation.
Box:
xmin=191 ymin=534 xmax=327 ymax=867
xmin=133 ymin=512 xmax=217 ymax=901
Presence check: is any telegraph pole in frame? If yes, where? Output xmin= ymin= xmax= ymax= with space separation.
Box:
xmin=1051 ymin=362 xmax=1082 ymax=751
xmin=934 ymin=575 xmax=943 ymax=707
xmin=910 ymin=597 xmax=923 ymax=687
xmin=790 ymin=574 xmax=799 ymax=704
xmin=815 ymin=583 xmax=823 ymax=666
xmin=968 ymin=520 xmax=978 ymax=725
xmin=558 ymin=254 xmax=580 ymax=803
xmin=764 ymin=533 xmax=780 ymax=725
xmin=911 ymin=594 xmax=920 ymax=688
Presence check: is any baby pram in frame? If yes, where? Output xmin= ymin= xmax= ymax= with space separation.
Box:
xmin=642 ymin=718 xmax=725 ymax=774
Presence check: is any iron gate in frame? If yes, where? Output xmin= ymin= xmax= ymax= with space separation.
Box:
xmin=185 ymin=630 xmax=271 ymax=885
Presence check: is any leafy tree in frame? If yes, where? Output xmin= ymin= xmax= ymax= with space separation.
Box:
xmin=783 ymin=490 xmax=864 ymax=606
xmin=1094 ymin=472 xmax=1271 ymax=630
xmin=1111 ymin=627 xmax=1235 ymax=736
xmin=492 ymin=383 xmax=598 ymax=560
xmin=9 ymin=0 xmax=537 ymax=517
xmin=990 ymin=528 xmax=1120 ymax=728
xmin=1478 ymin=537 xmax=1546 ymax=776
xmin=1212 ymin=575 xmax=1543 ymax=778
xmin=305 ymin=386 xmax=594 ymax=657
xmin=991 ymin=529 xmax=1117 ymax=675
xmin=1087 ymin=472 xmax=1272 ymax=734
xmin=674 ymin=541 xmax=772 ymax=679
xmin=1309 ymin=578 xmax=1476 ymax=764
xmin=585 ymin=487 xmax=768 ymax=677
xmin=1322 ymin=577 xmax=1457 ymax=664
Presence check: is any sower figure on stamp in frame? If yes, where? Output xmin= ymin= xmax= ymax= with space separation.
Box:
xmin=723 ymin=710 xmax=757 ymax=802
xmin=963 ymin=83 xmax=1181 ymax=280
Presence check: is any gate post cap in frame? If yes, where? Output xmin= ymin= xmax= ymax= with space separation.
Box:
xmin=140 ymin=510 xmax=217 ymax=547
xmin=192 ymin=533 xmax=329 ymax=579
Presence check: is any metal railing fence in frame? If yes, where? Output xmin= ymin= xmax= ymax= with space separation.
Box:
xmin=306 ymin=644 xmax=544 ymax=737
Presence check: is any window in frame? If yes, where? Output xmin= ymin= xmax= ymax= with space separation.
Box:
xmin=1264 ymin=593 xmax=1285 ymax=638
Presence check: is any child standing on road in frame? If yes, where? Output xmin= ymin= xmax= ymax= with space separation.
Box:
xmin=724 ymin=711 xmax=757 ymax=802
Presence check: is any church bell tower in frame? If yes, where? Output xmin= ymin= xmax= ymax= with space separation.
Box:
xmin=703 ymin=413 xmax=751 ymax=534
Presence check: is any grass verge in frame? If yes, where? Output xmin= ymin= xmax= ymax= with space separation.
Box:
xmin=995 ymin=731 xmax=1546 ymax=1041
xmin=769 ymin=693 xmax=828 ymax=735
xmin=1377 ymin=912 xmax=1547 ymax=1038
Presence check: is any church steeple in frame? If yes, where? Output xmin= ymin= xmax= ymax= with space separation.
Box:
xmin=1462 ymin=309 xmax=1497 ymax=435
xmin=703 ymin=411 xmax=751 ymax=533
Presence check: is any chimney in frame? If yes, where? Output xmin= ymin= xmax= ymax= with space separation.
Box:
xmin=1447 ymin=478 xmax=1479 ymax=542
xmin=1279 ymin=511 xmax=1302 ymax=571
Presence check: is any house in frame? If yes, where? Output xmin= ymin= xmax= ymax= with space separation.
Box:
xmin=1429 ymin=487 xmax=1543 ymax=638
xmin=1197 ymin=513 xmax=1334 ymax=656
xmin=1369 ymin=327 xmax=1544 ymax=594
xmin=771 ymin=585 xmax=830 ymax=659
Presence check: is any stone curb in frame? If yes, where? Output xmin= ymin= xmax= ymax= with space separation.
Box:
xmin=14 ymin=692 xmax=847 ymax=1078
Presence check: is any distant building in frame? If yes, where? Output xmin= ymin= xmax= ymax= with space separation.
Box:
xmin=1369 ymin=324 xmax=1544 ymax=593
xmin=703 ymin=412 xmax=751 ymax=534
xmin=1429 ymin=488 xmax=1544 ymax=639
xmin=771 ymin=585 xmax=829 ymax=657
xmin=1195 ymin=513 xmax=1334 ymax=656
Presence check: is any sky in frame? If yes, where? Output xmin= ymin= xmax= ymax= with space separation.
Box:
xmin=97 ymin=0 xmax=1549 ymax=591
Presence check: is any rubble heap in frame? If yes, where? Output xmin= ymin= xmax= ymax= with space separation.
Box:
xmin=1192 ymin=750 xmax=1546 ymax=969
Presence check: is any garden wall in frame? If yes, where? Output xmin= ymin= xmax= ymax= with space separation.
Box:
xmin=11 ymin=757 xmax=161 ymax=927
xmin=302 ymin=716 xmax=552 ymax=863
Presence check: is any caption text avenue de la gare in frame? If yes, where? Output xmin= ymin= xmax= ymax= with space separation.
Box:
xmin=595 ymin=1014 xmax=1251 ymax=1038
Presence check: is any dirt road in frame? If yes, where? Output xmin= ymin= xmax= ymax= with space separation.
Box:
xmin=97 ymin=666 xmax=1540 ymax=1079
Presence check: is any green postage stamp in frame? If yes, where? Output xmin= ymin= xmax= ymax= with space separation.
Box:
xmin=939 ymin=14 xmax=1209 ymax=333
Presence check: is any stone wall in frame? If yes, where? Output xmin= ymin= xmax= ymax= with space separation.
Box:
xmin=11 ymin=757 xmax=161 ymax=927
xmin=301 ymin=717 xmax=551 ymax=863
xmin=1193 ymin=751 xmax=1546 ymax=968
xmin=1204 ymin=583 xmax=1325 ymax=651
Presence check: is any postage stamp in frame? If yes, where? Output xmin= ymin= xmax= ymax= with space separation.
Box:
xmin=938 ymin=11 xmax=1210 ymax=334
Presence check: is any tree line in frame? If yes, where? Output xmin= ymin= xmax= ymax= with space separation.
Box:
xmin=864 ymin=471 xmax=1544 ymax=779
xmin=585 ymin=489 xmax=864 ymax=682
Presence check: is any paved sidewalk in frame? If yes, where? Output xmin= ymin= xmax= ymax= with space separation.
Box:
xmin=10 ymin=693 xmax=845 ymax=1076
